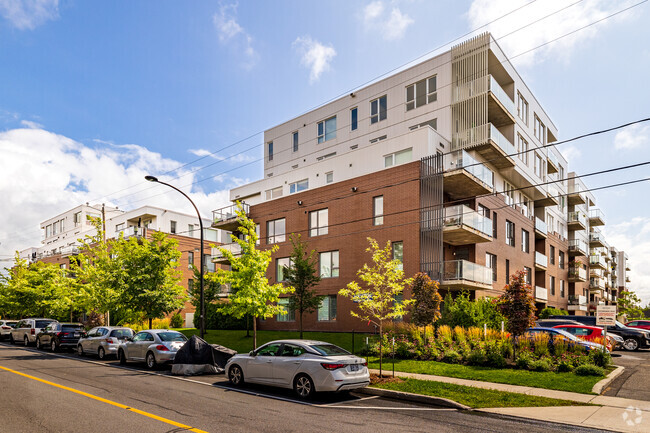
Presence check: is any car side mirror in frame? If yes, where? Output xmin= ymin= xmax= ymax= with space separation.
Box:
xmin=249 ymin=350 xmax=255 ymax=356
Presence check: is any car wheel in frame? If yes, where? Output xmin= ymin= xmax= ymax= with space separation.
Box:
xmin=51 ymin=339 xmax=57 ymax=352
xmin=36 ymin=338 xmax=42 ymax=350
xmin=9 ymin=335 xmax=14 ymax=344
xmin=146 ymin=351 xmax=157 ymax=370
xmin=294 ymin=374 xmax=315 ymax=399
xmin=77 ymin=345 xmax=84 ymax=356
xmin=118 ymin=349 xmax=126 ymax=365
xmin=623 ymin=338 xmax=639 ymax=351
xmin=24 ymin=336 xmax=29 ymax=347
xmin=98 ymin=347 xmax=105 ymax=360
xmin=228 ymin=365 xmax=244 ymax=386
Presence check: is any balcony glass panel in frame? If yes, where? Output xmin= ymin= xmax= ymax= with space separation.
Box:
xmin=589 ymin=208 xmax=605 ymax=221
xmin=443 ymin=150 xmax=494 ymax=189
xmin=212 ymin=203 xmax=250 ymax=224
xmin=547 ymin=151 xmax=559 ymax=169
xmin=568 ymin=295 xmax=587 ymax=306
xmin=535 ymin=286 xmax=548 ymax=301
xmin=589 ymin=255 xmax=606 ymax=268
xmin=444 ymin=205 xmax=492 ymax=237
xmin=211 ymin=242 xmax=242 ymax=259
xmin=569 ymin=239 xmax=588 ymax=253
xmin=488 ymin=123 xmax=516 ymax=156
xmin=488 ymin=75 xmax=515 ymax=115
xmin=442 ymin=260 xmax=492 ymax=285
xmin=589 ymin=230 xmax=604 ymax=243
xmin=567 ymin=211 xmax=587 ymax=227
xmin=535 ymin=251 xmax=548 ymax=267
xmin=535 ymin=217 xmax=547 ymax=234
xmin=569 ymin=266 xmax=587 ymax=280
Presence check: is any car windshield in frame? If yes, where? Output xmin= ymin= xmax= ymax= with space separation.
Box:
xmin=158 ymin=332 xmax=187 ymax=342
xmin=308 ymin=344 xmax=350 ymax=356
xmin=35 ymin=320 xmax=55 ymax=328
xmin=5 ymin=322 xmax=17 ymax=328
xmin=111 ymin=329 xmax=134 ymax=339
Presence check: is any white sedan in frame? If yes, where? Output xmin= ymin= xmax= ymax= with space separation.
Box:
xmin=225 ymin=339 xmax=370 ymax=398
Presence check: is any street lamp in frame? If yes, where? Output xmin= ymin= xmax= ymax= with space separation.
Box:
xmin=145 ymin=175 xmax=205 ymax=339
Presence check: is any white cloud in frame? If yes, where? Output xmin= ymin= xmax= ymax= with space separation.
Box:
xmin=558 ymin=144 xmax=582 ymax=162
xmin=614 ymin=124 xmax=650 ymax=150
xmin=188 ymin=148 xmax=256 ymax=163
xmin=362 ymin=1 xmax=413 ymax=41
xmin=212 ymin=2 xmax=258 ymax=69
xmin=20 ymin=119 xmax=43 ymax=129
xmin=0 ymin=127 xmax=231 ymax=261
xmin=466 ymin=0 xmax=636 ymax=67
xmin=0 ymin=0 xmax=59 ymax=30
xmin=293 ymin=36 xmax=337 ymax=84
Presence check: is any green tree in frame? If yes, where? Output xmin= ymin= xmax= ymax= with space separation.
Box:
xmin=208 ymin=202 xmax=292 ymax=349
xmin=498 ymin=269 xmax=536 ymax=356
xmin=618 ymin=289 xmax=644 ymax=320
xmin=539 ymin=307 xmax=567 ymax=319
xmin=111 ymin=231 xmax=186 ymax=329
xmin=283 ymin=233 xmax=323 ymax=339
xmin=410 ymin=273 xmax=442 ymax=328
xmin=339 ymin=238 xmax=413 ymax=376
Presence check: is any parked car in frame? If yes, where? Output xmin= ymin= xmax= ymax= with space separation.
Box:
xmin=36 ymin=322 xmax=85 ymax=352
xmin=535 ymin=319 xmax=582 ymax=328
xmin=524 ymin=328 xmax=606 ymax=352
xmin=225 ymin=340 xmax=370 ymax=399
xmin=625 ymin=320 xmax=650 ymax=331
xmin=552 ymin=324 xmax=615 ymax=352
xmin=77 ymin=326 xmax=134 ymax=359
xmin=0 ymin=320 xmax=18 ymax=340
xmin=10 ymin=318 xmax=57 ymax=346
xmin=117 ymin=329 xmax=187 ymax=369
xmin=550 ymin=315 xmax=650 ymax=351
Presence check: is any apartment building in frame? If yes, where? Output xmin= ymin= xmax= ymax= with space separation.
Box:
xmin=212 ymin=33 xmax=628 ymax=332
xmin=20 ymin=204 xmax=229 ymax=327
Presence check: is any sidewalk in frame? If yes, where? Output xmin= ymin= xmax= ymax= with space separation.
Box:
xmin=369 ymin=368 xmax=650 ymax=432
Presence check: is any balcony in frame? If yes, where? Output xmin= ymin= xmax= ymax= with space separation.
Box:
xmin=568 ymin=183 xmax=587 ymax=206
xmin=568 ymin=266 xmax=587 ymax=282
xmin=626 ymin=276 xmax=631 ymax=283
xmin=216 ymin=283 xmax=233 ymax=298
xmin=589 ymin=230 xmax=606 ymax=248
xmin=488 ymin=75 xmax=516 ymax=126
xmin=546 ymin=151 xmax=559 ymax=174
xmin=589 ymin=209 xmax=605 ymax=227
xmin=534 ymin=217 xmax=547 ymax=239
xmin=590 ymin=276 xmax=605 ymax=291
xmin=536 ymin=184 xmax=560 ymax=207
xmin=567 ymin=211 xmax=587 ymax=231
xmin=211 ymin=242 xmax=243 ymax=264
xmin=212 ymin=203 xmax=250 ymax=231
xmin=535 ymin=286 xmax=548 ymax=302
xmin=589 ymin=254 xmax=606 ymax=269
xmin=590 ymin=267 xmax=604 ymax=279
xmin=568 ymin=239 xmax=588 ymax=256
xmin=443 ymin=205 xmax=492 ymax=245
xmin=452 ymin=123 xmax=515 ymax=169
xmin=535 ymin=251 xmax=548 ymax=270
xmin=568 ymin=295 xmax=587 ymax=312
xmin=60 ymin=246 xmax=80 ymax=256
xmin=438 ymin=260 xmax=493 ymax=290
xmin=115 ymin=226 xmax=146 ymax=239
xmin=443 ymin=150 xmax=494 ymax=200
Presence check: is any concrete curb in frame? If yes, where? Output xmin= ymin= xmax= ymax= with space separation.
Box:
xmin=592 ymin=365 xmax=625 ymax=394
xmin=358 ymin=386 xmax=470 ymax=410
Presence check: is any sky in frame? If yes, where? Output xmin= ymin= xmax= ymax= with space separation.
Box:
xmin=1 ymin=0 xmax=650 ymax=302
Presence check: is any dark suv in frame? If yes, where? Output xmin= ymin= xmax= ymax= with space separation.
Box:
xmin=36 ymin=322 xmax=85 ymax=352
xmin=550 ymin=315 xmax=650 ymax=351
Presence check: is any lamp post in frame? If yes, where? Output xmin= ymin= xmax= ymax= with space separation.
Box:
xmin=145 ymin=175 xmax=205 ymax=339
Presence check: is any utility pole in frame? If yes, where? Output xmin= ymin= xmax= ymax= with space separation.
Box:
xmin=102 ymin=204 xmax=109 ymax=327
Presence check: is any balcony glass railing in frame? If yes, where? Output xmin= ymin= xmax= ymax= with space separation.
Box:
xmin=115 ymin=226 xmax=145 ymax=239
xmin=442 ymin=260 xmax=492 ymax=285
xmin=535 ymin=251 xmax=548 ymax=268
xmin=590 ymin=268 xmax=604 ymax=278
xmin=488 ymin=75 xmax=515 ymax=116
xmin=212 ymin=203 xmax=250 ymax=224
xmin=535 ymin=286 xmax=548 ymax=301
xmin=488 ymin=123 xmax=516 ymax=156
xmin=547 ymin=151 xmax=560 ymax=170
xmin=590 ymin=277 xmax=606 ymax=290
xmin=567 ymin=211 xmax=587 ymax=227
xmin=568 ymin=295 xmax=587 ymax=306
xmin=211 ymin=242 xmax=243 ymax=260
xmin=569 ymin=266 xmax=587 ymax=280
xmin=546 ymin=184 xmax=559 ymax=202
xmin=589 ymin=208 xmax=605 ymax=222
xmin=589 ymin=255 xmax=606 ymax=268
xmin=444 ymin=205 xmax=492 ymax=237
xmin=569 ymin=239 xmax=588 ymax=254
xmin=535 ymin=217 xmax=547 ymax=234
xmin=443 ymin=150 xmax=494 ymax=189
xmin=589 ymin=230 xmax=604 ymax=244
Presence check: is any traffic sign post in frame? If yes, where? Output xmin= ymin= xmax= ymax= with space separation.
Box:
xmin=597 ymin=305 xmax=617 ymax=346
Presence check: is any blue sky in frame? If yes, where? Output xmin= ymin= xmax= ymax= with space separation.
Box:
xmin=1 ymin=0 xmax=650 ymax=301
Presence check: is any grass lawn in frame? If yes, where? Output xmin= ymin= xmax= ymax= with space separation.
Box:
xmin=368 ymin=358 xmax=602 ymax=395
xmin=177 ymin=328 xmax=370 ymax=354
xmin=372 ymin=378 xmax=593 ymax=409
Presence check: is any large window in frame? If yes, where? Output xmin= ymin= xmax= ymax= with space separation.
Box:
xmin=318 ymin=295 xmax=337 ymax=321
xmin=73 ymin=211 xmax=82 ymax=227
xmin=350 ymin=107 xmax=358 ymax=131
xmin=265 ymin=186 xmax=283 ymax=200
xmin=320 ymin=251 xmax=339 ymax=278
xmin=486 ymin=253 xmax=497 ymax=282
xmin=267 ymin=218 xmax=286 ymax=244
xmin=392 ymin=241 xmax=403 ymax=271
xmin=373 ymin=196 xmax=384 ymax=226
xmin=534 ymin=153 xmax=545 ymax=179
xmin=506 ymin=220 xmax=515 ymax=246
xmin=277 ymin=257 xmax=293 ymax=282
xmin=204 ymin=254 xmax=215 ymax=272
xmin=517 ymin=134 xmax=529 ymax=165
xmin=170 ymin=221 xmax=177 ymax=234
xmin=517 ymin=92 xmax=528 ymax=125
xmin=268 ymin=141 xmax=273 ymax=161
xmin=370 ymin=95 xmax=387 ymax=124
xmin=522 ymin=229 xmax=529 ymax=253
xmin=309 ymin=209 xmax=328 ymax=236
xmin=289 ymin=179 xmax=308 ymax=194
xmin=406 ymin=75 xmax=437 ymax=111
xmin=384 ymin=148 xmax=412 ymax=168
xmin=534 ymin=115 xmax=546 ymax=144
xmin=292 ymin=132 xmax=299 ymax=152
xmin=318 ymin=116 xmax=336 ymax=143
xmin=277 ymin=298 xmax=295 ymax=322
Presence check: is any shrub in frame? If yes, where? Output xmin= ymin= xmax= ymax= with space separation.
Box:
xmin=442 ymin=349 xmax=463 ymax=364
xmin=198 ymin=302 xmax=247 ymax=330
xmin=532 ymin=333 xmax=550 ymax=357
xmin=438 ymin=325 xmax=453 ymax=344
xmin=557 ymin=360 xmax=573 ymax=372
xmin=439 ymin=292 xmax=506 ymax=330
xmin=516 ymin=351 xmax=534 ymax=369
xmin=485 ymin=342 xmax=507 ymax=367
xmin=467 ymin=347 xmax=487 ymax=365
xmin=529 ymin=358 xmax=553 ymax=372
xmin=575 ymin=364 xmax=606 ymax=376
xmin=170 ymin=313 xmax=183 ymax=328
xmin=454 ymin=326 xmax=467 ymax=344
xmin=539 ymin=307 xmax=567 ymax=319
xmin=589 ymin=349 xmax=612 ymax=368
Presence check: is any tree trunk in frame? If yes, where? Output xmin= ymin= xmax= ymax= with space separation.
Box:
xmin=253 ymin=316 xmax=257 ymax=350
xmin=379 ymin=322 xmax=383 ymax=378
xmin=148 ymin=317 xmax=152 ymax=330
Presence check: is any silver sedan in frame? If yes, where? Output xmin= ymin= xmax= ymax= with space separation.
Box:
xmin=77 ymin=326 xmax=134 ymax=359
xmin=117 ymin=329 xmax=187 ymax=369
xmin=225 ymin=339 xmax=370 ymax=398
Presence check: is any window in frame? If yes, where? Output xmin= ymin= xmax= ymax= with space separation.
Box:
xmin=522 ymin=229 xmax=529 ymax=253
xmin=116 ymin=223 xmax=125 ymax=233
xmin=267 ymin=218 xmax=286 ymax=244
xmin=46 ymin=224 xmax=52 ymax=238
xmin=503 ymin=181 xmax=515 ymax=207
xmin=325 ymin=171 xmax=333 ymax=183
xmin=550 ymin=245 xmax=555 ymax=265
xmin=478 ymin=204 xmax=490 ymax=218
xmin=547 ymin=214 xmax=555 ymax=234
xmin=370 ymin=95 xmax=387 ymax=124
xmin=170 ymin=221 xmax=177 ymax=234
xmin=505 ymin=259 xmax=510 ymax=284
xmin=350 ymin=107 xmax=358 ymax=131
xmin=492 ymin=212 xmax=498 ymax=238
xmin=188 ymin=251 xmax=194 ymax=269
xmin=384 ymin=148 xmax=412 ymax=168
xmin=406 ymin=75 xmax=437 ymax=111
xmin=277 ymin=257 xmax=292 ymax=282
xmin=204 ymin=254 xmax=215 ymax=272
xmin=534 ymin=115 xmax=546 ymax=144
xmin=318 ymin=295 xmax=337 ymax=321
xmin=534 ymin=153 xmax=545 ymax=179
xmin=560 ymin=280 xmax=565 ymax=298
xmin=292 ymin=132 xmax=299 ymax=152
xmin=268 ymin=142 xmax=273 ymax=161
xmin=320 ymin=251 xmax=339 ymax=278
xmin=550 ymin=276 xmax=556 ymax=296
xmin=506 ymin=220 xmax=515 ymax=246
xmin=373 ymin=196 xmax=384 ymax=226
xmin=317 ymin=116 xmax=337 ymax=143
xmin=188 ymin=279 xmax=194 ymax=293
xmin=486 ymin=253 xmax=497 ymax=282
xmin=524 ymin=267 xmax=532 ymax=285
xmin=517 ymin=92 xmax=529 ymax=125
xmin=188 ymin=224 xmax=195 ymax=237
xmin=74 ymin=211 xmax=82 ymax=227
xmin=517 ymin=134 xmax=529 ymax=165
xmin=392 ymin=241 xmax=403 ymax=271
xmin=265 ymin=186 xmax=283 ymax=200
xmin=289 ymin=179 xmax=308 ymax=194
xmin=277 ymin=298 xmax=295 ymax=322
xmin=309 ymin=209 xmax=328 ymax=236
xmin=559 ymin=251 xmax=565 ymax=269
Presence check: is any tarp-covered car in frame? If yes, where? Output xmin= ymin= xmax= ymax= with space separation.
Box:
xmin=171 ymin=335 xmax=237 ymax=376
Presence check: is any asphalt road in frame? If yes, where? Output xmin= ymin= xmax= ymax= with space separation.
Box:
xmin=0 ymin=342 xmax=609 ymax=433
xmin=604 ymin=349 xmax=650 ymax=400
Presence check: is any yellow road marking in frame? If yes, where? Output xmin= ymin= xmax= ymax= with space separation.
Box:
xmin=0 ymin=364 xmax=208 ymax=433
